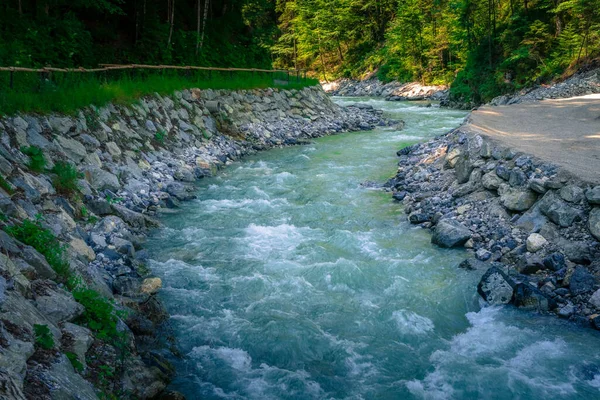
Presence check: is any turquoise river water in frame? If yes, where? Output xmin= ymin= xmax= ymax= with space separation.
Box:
xmin=148 ymin=98 xmax=600 ymax=399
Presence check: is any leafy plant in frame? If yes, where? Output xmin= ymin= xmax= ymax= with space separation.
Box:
xmin=21 ymin=146 xmax=46 ymax=172
xmin=0 ymin=175 xmax=13 ymax=194
xmin=154 ymin=130 xmax=167 ymax=145
xmin=72 ymin=287 xmax=122 ymax=341
xmin=4 ymin=216 xmax=71 ymax=280
xmin=66 ymin=351 xmax=84 ymax=372
xmin=51 ymin=161 xmax=82 ymax=196
xmin=34 ymin=324 xmax=55 ymax=350
xmin=105 ymin=194 xmax=123 ymax=204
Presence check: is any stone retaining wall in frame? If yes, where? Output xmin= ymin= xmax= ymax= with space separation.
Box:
xmin=387 ymin=128 xmax=600 ymax=328
xmin=0 ymin=86 xmax=395 ymax=399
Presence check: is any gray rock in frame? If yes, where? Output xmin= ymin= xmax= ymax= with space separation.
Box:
xmin=570 ymin=267 xmax=596 ymax=295
xmin=111 ymin=204 xmax=158 ymax=230
xmin=560 ymin=185 xmax=584 ymax=203
xmin=47 ymin=354 xmax=99 ymax=400
xmin=431 ymin=219 xmax=471 ymax=248
xmin=477 ymin=266 xmax=515 ymax=305
xmin=482 ymin=171 xmax=503 ymax=190
xmin=61 ymin=322 xmax=93 ymax=368
xmin=105 ymin=141 xmax=122 ymax=157
xmin=26 ymin=128 xmax=51 ymax=149
xmin=586 ymin=186 xmax=600 ymax=205
xmin=589 ymin=289 xmax=600 ymax=309
xmin=82 ymin=166 xmax=120 ymax=192
xmin=166 ymin=182 xmax=196 ymax=201
xmin=499 ymin=185 xmax=537 ymax=211
xmin=48 ymin=116 xmax=75 ymax=135
xmin=513 ymin=282 xmax=556 ymax=312
xmin=529 ymin=178 xmax=548 ymax=194
xmin=54 ymin=136 xmax=87 ymax=162
xmin=455 ymin=156 xmax=473 ymax=184
xmin=21 ymin=246 xmax=57 ymax=280
xmin=33 ymin=284 xmax=84 ymax=325
xmin=538 ymin=191 xmax=582 ymax=227
xmin=589 ymin=207 xmax=600 ymax=241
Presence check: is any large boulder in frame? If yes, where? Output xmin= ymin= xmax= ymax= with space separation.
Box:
xmin=513 ymin=282 xmax=556 ymax=312
xmin=431 ymin=219 xmax=471 ymax=248
xmin=54 ymin=136 xmax=87 ymax=162
xmin=32 ymin=281 xmax=84 ymax=325
xmin=455 ymin=156 xmax=474 ymax=184
xmin=526 ymin=233 xmax=547 ymax=253
xmin=477 ymin=266 xmax=515 ymax=305
xmin=538 ymin=191 xmax=582 ymax=227
xmin=589 ymin=208 xmax=600 ymax=241
xmin=570 ymin=267 xmax=596 ymax=295
xmin=482 ymin=171 xmax=503 ymax=190
xmin=499 ymin=185 xmax=537 ymax=211
xmin=82 ymin=166 xmax=120 ymax=192
xmin=586 ymin=186 xmax=600 ymax=205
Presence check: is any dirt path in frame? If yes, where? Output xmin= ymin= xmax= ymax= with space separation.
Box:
xmin=464 ymin=94 xmax=600 ymax=183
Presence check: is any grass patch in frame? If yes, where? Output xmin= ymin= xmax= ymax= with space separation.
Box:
xmin=51 ymin=161 xmax=82 ymax=196
xmin=0 ymin=175 xmax=13 ymax=194
xmin=34 ymin=324 xmax=55 ymax=350
xmin=4 ymin=216 xmax=71 ymax=280
xmin=0 ymin=70 xmax=319 ymax=116
xmin=21 ymin=146 xmax=46 ymax=172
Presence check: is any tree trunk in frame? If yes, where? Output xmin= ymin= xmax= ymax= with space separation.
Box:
xmin=167 ymin=0 xmax=175 ymax=49
xmin=320 ymin=50 xmax=328 ymax=82
xmin=18 ymin=0 xmax=22 ymax=14
xmin=196 ymin=0 xmax=201 ymax=55
xmin=199 ymin=0 xmax=210 ymax=50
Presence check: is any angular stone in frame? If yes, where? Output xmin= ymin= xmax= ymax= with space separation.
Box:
xmin=499 ymin=185 xmax=537 ymax=211
xmin=589 ymin=289 xmax=600 ymax=308
xmin=570 ymin=267 xmax=596 ymax=295
xmin=33 ymin=284 xmax=84 ymax=325
xmin=482 ymin=171 xmax=503 ymax=190
xmin=560 ymin=185 xmax=584 ymax=203
xmin=69 ymin=237 xmax=96 ymax=262
xmin=47 ymin=354 xmax=98 ymax=400
xmin=538 ymin=191 xmax=582 ymax=227
xmin=513 ymin=282 xmax=556 ymax=312
xmin=55 ymin=136 xmax=87 ymax=162
xmin=477 ymin=266 xmax=515 ymax=305
xmin=140 ymin=277 xmax=162 ymax=295
xmin=455 ymin=156 xmax=473 ymax=184
xmin=526 ymin=233 xmax=547 ymax=253
xmin=105 ymin=141 xmax=122 ymax=157
xmin=590 ymin=208 xmax=600 ymax=241
xmin=82 ymin=167 xmax=120 ymax=192
xmin=586 ymin=186 xmax=600 ymax=205
xmin=61 ymin=322 xmax=93 ymax=368
xmin=431 ymin=219 xmax=471 ymax=248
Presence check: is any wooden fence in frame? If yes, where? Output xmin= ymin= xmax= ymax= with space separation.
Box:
xmin=0 ymin=64 xmax=308 ymax=89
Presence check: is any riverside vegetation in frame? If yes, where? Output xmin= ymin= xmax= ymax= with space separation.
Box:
xmin=0 ymin=85 xmax=396 ymax=399
xmin=2 ymin=0 xmax=600 ymax=107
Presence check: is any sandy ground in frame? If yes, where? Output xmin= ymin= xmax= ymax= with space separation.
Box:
xmin=464 ymin=94 xmax=600 ymax=183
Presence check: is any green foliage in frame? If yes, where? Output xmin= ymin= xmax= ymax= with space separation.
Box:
xmin=0 ymin=175 xmax=13 ymax=194
xmin=4 ymin=216 xmax=71 ymax=280
xmin=66 ymin=352 xmax=85 ymax=373
xmin=72 ymin=287 xmax=122 ymax=341
xmin=51 ymin=161 xmax=82 ymax=196
xmin=21 ymin=146 xmax=46 ymax=172
xmin=154 ymin=130 xmax=167 ymax=145
xmin=34 ymin=324 xmax=55 ymax=350
xmin=0 ymin=72 xmax=318 ymax=117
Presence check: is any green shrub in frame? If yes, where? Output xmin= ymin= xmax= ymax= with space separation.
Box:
xmin=66 ymin=351 xmax=84 ymax=372
xmin=21 ymin=146 xmax=46 ymax=172
xmin=34 ymin=324 xmax=55 ymax=350
xmin=154 ymin=130 xmax=166 ymax=145
xmin=4 ymin=216 xmax=71 ymax=280
xmin=72 ymin=287 xmax=121 ymax=341
xmin=0 ymin=175 xmax=13 ymax=194
xmin=51 ymin=161 xmax=82 ymax=196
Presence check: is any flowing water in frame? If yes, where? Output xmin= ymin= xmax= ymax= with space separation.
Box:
xmin=148 ymin=98 xmax=600 ymax=399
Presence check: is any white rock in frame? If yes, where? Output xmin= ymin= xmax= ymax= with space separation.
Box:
xmin=526 ymin=233 xmax=548 ymax=253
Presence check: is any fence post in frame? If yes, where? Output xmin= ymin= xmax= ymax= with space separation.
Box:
xmin=9 ymin=70 xmax=14 ymax=90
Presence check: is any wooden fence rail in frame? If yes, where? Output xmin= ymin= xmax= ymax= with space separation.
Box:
xmin=0 ymin=64 xmax=308 ymax=90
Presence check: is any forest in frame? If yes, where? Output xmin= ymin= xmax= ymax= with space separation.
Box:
xmin=1 ymin=0 xmax=599 ymax=102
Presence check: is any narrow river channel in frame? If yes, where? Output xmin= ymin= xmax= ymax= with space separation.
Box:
xmin=148 ymin=98 xmax=600 ymax=399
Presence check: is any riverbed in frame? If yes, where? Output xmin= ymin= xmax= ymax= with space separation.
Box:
xmin=148 ymin=98 xmax=600 ymax=399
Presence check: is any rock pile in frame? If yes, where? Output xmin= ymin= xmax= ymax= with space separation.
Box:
xmin=387 ymin=129 xmax=600 ymax=327
xmin=0 ymin=85 xmax=396 ymax=399
xmin=490 ymin=68 xmax=600 ymax=106
xmin=323 ymin=78 xmax=448 ymax=101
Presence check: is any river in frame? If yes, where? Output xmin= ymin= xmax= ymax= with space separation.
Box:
xmin=147 ymin=98 xmax=600 ymax=399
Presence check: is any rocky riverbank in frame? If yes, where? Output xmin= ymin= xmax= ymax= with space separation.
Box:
xmin=387 ymin=128 xmax=600 ymax=328
xmin=322 ymin=78 xmax=448 ymax=101
xmin=0 ymin=86 xmax=397 ymax=399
